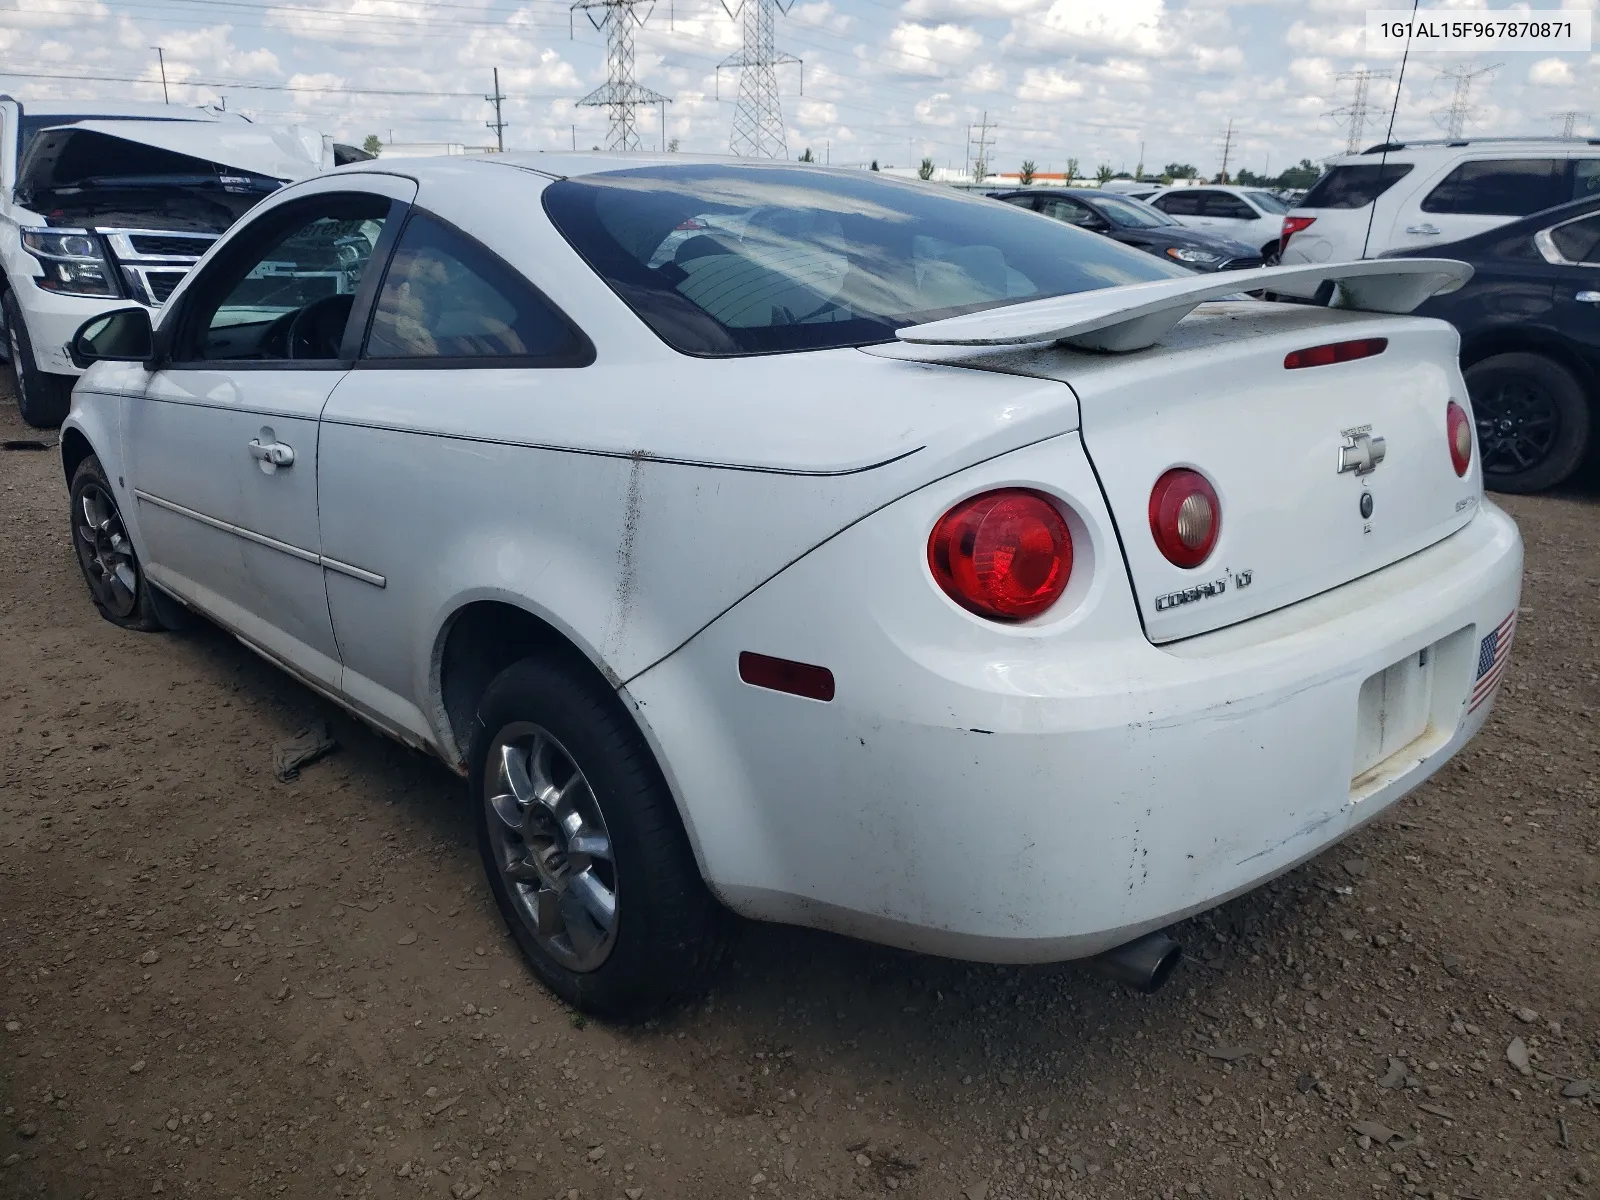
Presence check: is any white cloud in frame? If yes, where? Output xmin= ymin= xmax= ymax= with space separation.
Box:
xmin=1016 ymin=66 xmax=1085 ymax=100
xmin=1528 ymin=57 xmax=1574 ymax=86
xmin=1005 ymin=0 xmax=1173 ymax=57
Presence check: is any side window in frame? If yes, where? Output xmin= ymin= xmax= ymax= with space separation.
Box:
xmin=998 ymin=195 xmax=1037 ymax=209
xmin=364 ymin=213 xmax=590 ymax=364
xmin=176 ymin=193 xmax=389 ymax=363
xmin=1550 ymin=214 xmax=1600 ymax=264
xmin=1201 ymin=193 xmax=1256 ymax=220
xmin=1039 ymin=198 xmax=1097 ymax=226
xmin=1154 ymin=192 xmax=1201 ymax=216
xmin=1574 ymin=158 xmax=1600 ymax=201
xmin=1421 ymin=159 xmax=1567 ymax=216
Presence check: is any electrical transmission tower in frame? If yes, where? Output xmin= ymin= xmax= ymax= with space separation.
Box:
xmin=1329 ymin=70 xmax=1391 ymax=154
xmin=1433 ymin=62 xmax=1499 ymax=139
xmin=1552 ymin=110 xmax=1589 ymax=138
xmin=572 ymin=0 xmax=672 ymax=152
xmin=718 ymin=0 xmax=801 ymax=158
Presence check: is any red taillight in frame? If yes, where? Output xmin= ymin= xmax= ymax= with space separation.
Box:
xmin=1447 ymin=399 xmax=1472 ymax=476
xmin=1281 ymin=214 xmax=1316 ymax=250
xmin=928 ymin=489 xmax=1073 ymax=621
xmin=1283 ymin=337 xmax=1388 ymax=370
xmin=1149 ymin=469 xmax=1221 ymax=568
xmin=738 ymin=651 xmax=835 ymax=701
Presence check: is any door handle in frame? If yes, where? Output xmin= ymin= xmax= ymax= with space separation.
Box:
xmin=248 ymin=438 xmax=295 ymax=467
xmin=1404 ymin=224 xmax=1442 ymax=235
xmin=1578 ymin=291 xmax=1600 ymax=304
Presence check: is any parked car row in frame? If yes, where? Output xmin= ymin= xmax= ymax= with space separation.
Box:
xmin=988 ymin=187 xmax=1265 ymax=272
xmin=60 ymin=156 xmax=1521 ymax=1014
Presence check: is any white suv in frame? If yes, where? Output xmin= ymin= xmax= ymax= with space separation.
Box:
xmin=1281 ymin=138 xmax=1600 ymax=265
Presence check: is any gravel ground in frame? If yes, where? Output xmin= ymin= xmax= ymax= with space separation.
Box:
xmin=1 ymin=386 xmax=1597 ymax=1200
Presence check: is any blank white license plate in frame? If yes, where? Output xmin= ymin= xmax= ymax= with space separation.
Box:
xmin=1353 ymin=647 xmax=1435 ymax=779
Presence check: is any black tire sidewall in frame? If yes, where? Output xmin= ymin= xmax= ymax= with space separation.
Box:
xmin=469 ymin=657 xmax=716 ymax=1018
xmin=68 ymin=454 xmax=162 ymax=631
xmin=1466 ymin=352 xmax=1591 ymax=494
xmin=3 ymin=290 xmax=72 ymax=429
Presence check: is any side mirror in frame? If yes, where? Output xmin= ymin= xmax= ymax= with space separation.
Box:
xmin=69 ymin=307 xmax=154 ymax=369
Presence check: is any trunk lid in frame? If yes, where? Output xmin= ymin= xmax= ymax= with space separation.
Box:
xmin=878 ymin=300 xmax=1482 ymax=642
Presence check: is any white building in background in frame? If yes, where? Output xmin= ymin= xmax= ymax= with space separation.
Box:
xmin=379 ymin=143 xmax=499 ymax=158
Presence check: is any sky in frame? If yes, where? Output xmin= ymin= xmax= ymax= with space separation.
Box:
xmin=0 ymin=0 xmax=1596 ymax=176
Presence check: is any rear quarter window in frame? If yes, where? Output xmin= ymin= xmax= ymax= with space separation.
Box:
xmin=1421 ymin=159 xmax=1568 ymax=216
xmin=1300 ymin=163 xmax=1415 ymax=210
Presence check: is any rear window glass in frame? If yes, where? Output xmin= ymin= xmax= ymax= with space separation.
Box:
xmin=541 ymin=165 xmax=1184 ymax=357
xmin=1422 ymin=159 xmax=1568 ymax=216
xmin=1301 ymin=163 xmax=1415 ymax=210
xmin=1152 ymin=192 xmax=1201 ymax=216
xmin=1246 ymin=191 xmax=1289 ymax=214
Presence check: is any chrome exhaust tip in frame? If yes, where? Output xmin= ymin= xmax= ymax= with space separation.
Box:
xmin=1089 ymin=930 xmax=1183 ymax=994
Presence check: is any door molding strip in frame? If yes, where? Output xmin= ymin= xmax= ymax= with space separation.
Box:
xmin=133 ymin=489 xmax=386 ymax=588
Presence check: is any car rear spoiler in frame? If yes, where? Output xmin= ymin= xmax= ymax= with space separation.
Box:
xmin=895 ymin=259 xmax=1473 ymax=352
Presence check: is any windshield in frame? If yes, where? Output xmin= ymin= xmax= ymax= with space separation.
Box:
xmin=1245 ymin=191 xmax=1290 ymax=214
xmin=1090 ymin=194 xmax=1177 ymax=229
xmin=542 ymin=165 xmax=1185 ymax=357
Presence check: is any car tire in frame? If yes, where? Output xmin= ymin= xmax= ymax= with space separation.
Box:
xmin=68 ymin=454 xmax=172 ymax=631
xmin=470 ymin=656 xmax=727 ymax=1019
xmin=1465 ymin=352 xmax=1592 ymax=494
xmin=3 ymin=290 xmax=74 ymax=428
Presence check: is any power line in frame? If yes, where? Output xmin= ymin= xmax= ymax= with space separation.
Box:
xmin=719 ymin=0 xmax=801 ymax=158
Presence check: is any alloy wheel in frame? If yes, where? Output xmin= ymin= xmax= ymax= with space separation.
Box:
xmin=484 ymin=722 xmax=619 ymax=972
xmin=74 ymin=482 xmax=140 ymax=618
xmin=1475 ymin=378 xmax=1560 ymax=477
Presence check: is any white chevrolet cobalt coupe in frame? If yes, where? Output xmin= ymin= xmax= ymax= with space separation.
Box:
xmin=62 ymin=156 xmax=1522 ymax=1015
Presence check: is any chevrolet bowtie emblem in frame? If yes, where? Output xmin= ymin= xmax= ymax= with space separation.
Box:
xmin=1338 ymin=430 xmax=1386 ymax=476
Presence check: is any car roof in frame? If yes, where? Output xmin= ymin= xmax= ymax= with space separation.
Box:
xmin=9 ymin=98 xmax=223 ymax=121
xmin=1328 ymin=137 xmax=1600 ymax=167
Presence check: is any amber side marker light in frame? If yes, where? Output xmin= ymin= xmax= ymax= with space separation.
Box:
xmin=1283 ymin=337 xmax=1388 ymax=370
xmin=738 ymin=651 xmax=836 ymax=702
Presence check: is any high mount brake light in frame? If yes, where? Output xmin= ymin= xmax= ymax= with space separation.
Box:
xmin=927 ymin=489 xmax=1073 ymax=622
xmin=1446 ymin=400 xmax=1472 ymax=477
xmin=1280 ymin=215 xmax=1316 ymax=250
xmin=1283 ymin=338 xmax=1388 ymax=370
xmin=1149 ymin=469 xmax=1221 ymax=569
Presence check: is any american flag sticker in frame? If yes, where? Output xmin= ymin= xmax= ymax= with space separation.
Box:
xmin=1469 ymin=611 xmax=1516 ymax=713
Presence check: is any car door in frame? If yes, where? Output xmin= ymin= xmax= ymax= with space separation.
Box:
xmin=1388 ymin=157 xmax=1571 ymax=252
xmin=1541 ymin=210 xmax=1600 ymax=362
xmin=1149 ymin=189 xmax=1204 ymax=228
xmin=316 ymin=208 xmax=595 ymax=744
xmin=124 ymin=175 xmax=415 ymax=689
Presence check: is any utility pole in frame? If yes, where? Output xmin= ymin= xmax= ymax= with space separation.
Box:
xmin=151 ymin=47 xmax=169 ymax=104
xmin=486 ymin=67 xmax=507 ymax=152
xmin=968 ymin=111 xmax=995 ymax=183
xmin=718 ymin=0 xmax=801 ymax=158
xmin=1552 ymin=110 xmax=1588 ymax=138
xmin=1330 ymin=69 xmax=1391 ymax=155
xmin=571 ymin=0 xmax=672 ymax=152
xmin=1217 ymin=117 xmax=1235 ymax=183
xmin=1434 ymin=62 xmax=1499 ymax=139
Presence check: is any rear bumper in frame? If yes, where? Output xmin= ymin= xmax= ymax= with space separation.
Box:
xmin=628 ymin=463 xmax=1522 ymax=962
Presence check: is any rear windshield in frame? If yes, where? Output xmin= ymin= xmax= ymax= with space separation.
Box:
xmin=541 ymin=164 xmax=1185 ymax=357
xmin=1300 ymin=163 xmax=1415 ymax=210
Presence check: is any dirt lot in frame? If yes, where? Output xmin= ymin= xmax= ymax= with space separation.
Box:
xmin=1 ymin=386 xmax=1596 ymax=1200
